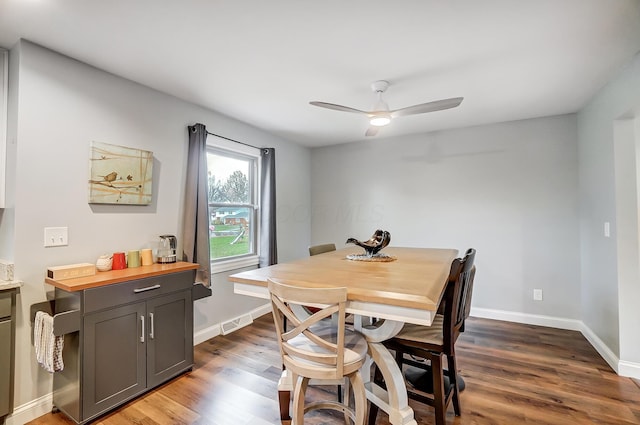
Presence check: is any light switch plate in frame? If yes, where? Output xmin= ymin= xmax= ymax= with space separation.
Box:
xmin=44 ymin=227 xmax=68 ymax=247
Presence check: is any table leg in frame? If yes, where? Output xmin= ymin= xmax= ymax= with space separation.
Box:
xmin=365 ymin=342 xmax=417 ymax=425
xmin=356 ymin=318 xmax=417 ymax=425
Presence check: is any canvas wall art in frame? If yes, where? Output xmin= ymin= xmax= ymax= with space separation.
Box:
xmin=88 ymin=141 xmax=153 ymax=205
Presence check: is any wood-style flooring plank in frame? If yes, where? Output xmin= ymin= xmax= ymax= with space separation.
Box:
xmin=26 ymin=316 xmax=640 ymax=425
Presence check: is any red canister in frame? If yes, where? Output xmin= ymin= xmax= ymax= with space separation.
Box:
xmin=112 ymin=252 xmax=127 ymax=270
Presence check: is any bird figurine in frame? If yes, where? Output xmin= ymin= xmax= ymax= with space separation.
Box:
xmin=346 ymin=229 xmax=391 ymax=257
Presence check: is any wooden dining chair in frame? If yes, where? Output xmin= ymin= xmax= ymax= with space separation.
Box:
xmin=268 ymin=278 xmax=368 ymax=425
xmin=285 ymin=242 xmax=339 ymax=333
xmin=308 ymin=243 xmax=337 ymax=256
xmin=368 ymin=248 xmax=476 ymax=425
xmin=307 ymin=241 xmax=352 ymax=404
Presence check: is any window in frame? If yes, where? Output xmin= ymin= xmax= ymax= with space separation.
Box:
xmin=207 ymin=137 xmax=260 ymax=272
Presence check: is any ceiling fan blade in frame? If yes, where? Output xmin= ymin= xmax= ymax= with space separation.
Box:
xmin=391 ymin=97 xmax=463 ymax=117
xmin=365 ymin=126 xmax=379 ymax=137
xmin=309 ymin=101 xmax=368 ymax=115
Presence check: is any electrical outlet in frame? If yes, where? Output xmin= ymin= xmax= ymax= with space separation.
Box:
xmin=533 ymin=289 xmax=543 ymax=301
xmin=44 ymin=227 xmax=68 ymax=247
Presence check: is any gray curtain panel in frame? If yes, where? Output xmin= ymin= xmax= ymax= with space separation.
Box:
xmin=182 ymin=123 xmax=211 ymax=285
xmin=260 ymin=148 xmax=278 ymax=267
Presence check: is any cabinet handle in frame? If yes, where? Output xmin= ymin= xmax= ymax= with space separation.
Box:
xmin=140 ymin=315 xmax=145 ymax=343
xmin=149 ymin=312 xmax=155 ymax=339
xmin=133 ymin=284 xmax=161 ymax=293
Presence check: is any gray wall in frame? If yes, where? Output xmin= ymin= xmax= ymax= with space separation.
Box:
xmin=578 ymin=52 xmax=640 ymax=365
xmin=311 ymin=114 xmax=581 ymax=319
xmin=4 ymin=36 xmax=640 ymax=417
xmin=2 ymin=40 xmax=310 ymax=407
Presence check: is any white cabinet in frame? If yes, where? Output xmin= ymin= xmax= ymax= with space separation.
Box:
xmin=0 ymin=48 xmax=7 ymax=208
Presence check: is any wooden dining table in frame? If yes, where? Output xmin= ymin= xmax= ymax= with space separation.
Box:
xmin=228 ymin=246 xmax=458 ymax=425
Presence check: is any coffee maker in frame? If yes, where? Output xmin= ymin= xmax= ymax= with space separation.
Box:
xmin=157 ymin=235 xmax=177 ymax=264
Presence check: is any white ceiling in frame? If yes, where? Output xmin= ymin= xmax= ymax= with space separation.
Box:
xmin=1 ymin=1 xmax=640 ymax=147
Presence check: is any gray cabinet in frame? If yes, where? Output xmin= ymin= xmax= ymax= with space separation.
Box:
xmin=82 ymin=301 xmax=146 ymax=419
xmin=0 ymin=288 xmax=17 ymax=425
xmin=52 ymin=267 xmax=203 ymax=424
xmin=0 ymin=321 xmax=11 ymax=419
xmin=146 ymin=290 xmax=193 ymax=388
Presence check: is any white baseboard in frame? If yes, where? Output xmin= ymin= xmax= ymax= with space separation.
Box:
xmin=13 ymin=304 xmax=638 ymax=424
xmin=469 ymin=307 xmax=640 ymax=379
xmin=193 ymin=303 xmax=271 ymax=346
xmin=578 ymin=321 xmax=621 ymax=374
xmin=470 ymin=307 xmax=583 ymax=331
xmin=618 ymin=360 xmax=640 ymax=378
xmin=249 ymin=303 xmax=272 ymax=319
xmin=193 ymin=321 xmax=221 ymax=345
xmin=5 ymin=392 xmax=53 ymax=425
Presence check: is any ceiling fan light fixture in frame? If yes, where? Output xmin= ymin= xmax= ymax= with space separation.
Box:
xmin=309 ymin=79 xmax=463 ymax=137
xmin=370 ymin=115 xmax=391 ymax=126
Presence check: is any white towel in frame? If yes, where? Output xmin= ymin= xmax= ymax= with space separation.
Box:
xmin=34 ymin=311 xmax=64 ymax=373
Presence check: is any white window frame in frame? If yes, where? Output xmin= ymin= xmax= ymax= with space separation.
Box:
xmin=207 ymin=135 xmax=261 ymax=274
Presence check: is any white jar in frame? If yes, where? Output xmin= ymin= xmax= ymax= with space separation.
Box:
xmin=96 ymin=255 xmax=113 ymax=272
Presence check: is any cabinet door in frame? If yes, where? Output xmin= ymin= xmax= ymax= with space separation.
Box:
xmin=83 ymin=302 xmax=146 ymax=420
xmin=0 ymin=319 xmax=11 ymax=418
xmin=146 ymin=290 xmax=193 ymax=388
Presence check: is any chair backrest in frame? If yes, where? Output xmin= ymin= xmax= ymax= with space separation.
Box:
xmin=309 ymin=243 xmax=337 ymax=256
xmin=268 ymin=278 xmax=348 ymax=377
xmin=442 ymin=248 xmax=476 ymax=352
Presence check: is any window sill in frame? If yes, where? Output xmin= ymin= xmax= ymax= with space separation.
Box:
xmin=211 ymin=255 xmax=259 ymax=274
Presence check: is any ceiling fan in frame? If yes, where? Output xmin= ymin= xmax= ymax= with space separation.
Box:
xmin=309 ymin=80 xmax=463 ymax=136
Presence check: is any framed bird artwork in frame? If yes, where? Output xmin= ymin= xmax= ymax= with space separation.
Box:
xmin=88 ymin=141 xmax=153 ymax=205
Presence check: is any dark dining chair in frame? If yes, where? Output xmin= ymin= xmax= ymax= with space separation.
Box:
xmin=308 ymin=243 xmax=337 ymax=256
xmin=368 ymin=248 xmax=476 ymax=425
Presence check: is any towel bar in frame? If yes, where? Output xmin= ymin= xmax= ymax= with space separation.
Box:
xmin=30 ymin=301 xmax=80 ymax=337
xmin=193 ymin=281 xmax=212 ymax=301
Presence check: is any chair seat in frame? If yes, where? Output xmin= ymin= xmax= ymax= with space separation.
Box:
xmin=394 ymin=314 xmax=444 ymax=347
xmin=286 ymin=324 xmax=368 ymax=377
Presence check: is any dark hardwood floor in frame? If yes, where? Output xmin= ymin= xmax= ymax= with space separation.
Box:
xmin=28 ymin=315 xmax=640 ymax=425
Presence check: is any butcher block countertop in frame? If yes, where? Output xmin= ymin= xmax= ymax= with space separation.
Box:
xmin=45 ymin=261 xmax=199 ymax=292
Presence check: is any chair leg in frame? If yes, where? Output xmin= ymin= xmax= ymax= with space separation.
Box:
xmin=292 ymin=375 xmax=309 ymax=425
xmin=448 ymin=354 xmax=461 ymax=416
xmin=342 ymin=378 xmax=351 ymax=424
xmin=431 ymin=353 xmax=447 ymax=425
xmin=350 ymin=372 xmax=367 ymax=425
xmin=394 ymin=348 xmax=404 ymax=367
xmin=278 ymin=389 xmax=291 ymax=421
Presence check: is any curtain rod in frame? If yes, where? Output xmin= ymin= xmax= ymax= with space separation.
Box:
xmin=206 ymin=130 xmax=261 ymax=150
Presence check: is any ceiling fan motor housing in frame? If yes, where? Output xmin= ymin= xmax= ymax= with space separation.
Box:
xmin=371 ymin=80 xmax=390 ymax=93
